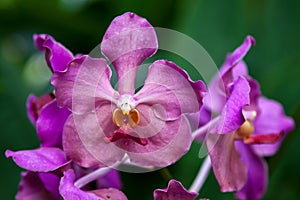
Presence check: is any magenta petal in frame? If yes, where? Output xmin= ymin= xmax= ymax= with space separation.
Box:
xmin=90 ymin=188 xmax=128 ymax=200
xmin=33 ymin=34 xmax=74 ymax=73
xmin=38 ymin=172 xmax=61 ymax=199
xmin=52 ymin=56 xmax=116 ymax=114
xmin=5 ymin=147 xmax=67 ymax=172
xmin=135 ymin=60 xmax=206 ymax=121
xmin=63 ymin=108 xmax=124 ymax=167
xmin=16 ymin=172 xmax=57 ymax=200
xmin=37 ymin=99 xmax=70 ymax=148
xmin=128 ymin=114 xmax=192 ymax=167
xmin=97 ymin=169 xmax=122 ymax=190
xmin=154 ymin=179 xmax=198 ymax=200
xmin=26 ymin=93 xmax=55 ymax=124
xmin=252 ymin=97 xmax=295 ymax=156
xmin=235 ymin=141 xmax=268 ymax=200
xmin=212 ymin=77 xmax=250 ymax=134
xmin=101 ymin=12 xmax=158 ymax=94
xmin=207 ymin=133 xmax=247 ymax=192
xmin=59 ymin=170 xmax=100 ymax=200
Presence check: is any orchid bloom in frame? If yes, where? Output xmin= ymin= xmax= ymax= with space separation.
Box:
xmin=51 ymin=12 xmax=206 ymax=168
xmin=154 ymin=179 xmax=211 ymax=200
xmin=195 ymin=36 xmax=294 ymax=199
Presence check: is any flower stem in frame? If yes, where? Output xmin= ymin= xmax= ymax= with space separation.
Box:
xmin=189 ymin=156 xmax=211 ymax=193
xmin=192 ymin=117 xmax=219 ymax=140
xmin=74 ymin=160 xmax=123 ymax=189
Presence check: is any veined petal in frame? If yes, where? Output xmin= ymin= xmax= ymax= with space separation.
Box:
xmin=135 ymin=60 xmax=206 ymax=121
xmin=33 ymin=34 xmax=74 ymax=73
xmin=252 ymin=97 xmax=295 ymax=156
xmin=5 ymin=147 xmax=68 ymax=172
xmin=16 ymin=172 xmax=58 ymax=200
xmin=63 ymin=106 xmax=124 ymax=167
xmin=211 ymin=76 xmax=250 ymax=134
xmin=207 ymin=133 xmax=247 ymax=192
xmin=101 ymin=12 xmax=158 ymax=95
xmin=52 ymin=56 xmax=117 ymax=114
xmin=154 ymin=179 xmax=198 ymax=200
xmin=235 ymin=141 xmax=268 ymax=200
xmin=36 ymin=99 xmax=70 ymax=148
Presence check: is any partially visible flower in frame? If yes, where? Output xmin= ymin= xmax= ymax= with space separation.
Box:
xmin=52 ymin=12 xmax=206 ymax=168
xmin=153 ymin=179 xmax=198 ymax=200
xmin=15 ymin=171 xmax=60 ymax=200
xmin=59 ymin=169 xmax=127 ymax=200
xmin=196 ymin=36 xmax=294 ymax=199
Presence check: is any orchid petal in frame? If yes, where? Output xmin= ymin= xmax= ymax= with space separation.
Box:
xmin=135 ymin=60 xmax=206 ymax=121
xmin=252 ymin=97 xmax=295 ymax=156
xmin=34 ymin=34 xmax=74 ymax=73
xmin=38 ymin=172 xmax=61 ymax=200
xmin=101 ymin=12 xmax=158 ymax=94
xmin=16 ymin=172 xmax=57 ymax=200
xmin=26 ymin=93 xmax=55 ymax=124
xmin=52 ymin=56 xmax=116 ymax=114
xmin=63 ymin=106 xmax=124 ymax=167
xmin=90 ymin=188 xmax=128 ymax=200
xmin=59 ymin=170 xmax=103 ymax=200
xmin=235 ymin=141 xmax=268 ymax=200
xmin=37 ymin=99 xmax=70 ymax=148
xmin=97 ymin=170 xmax=122 ymax=190
xmin=207 ymin=133 xmax=247 ymax=192
xmin=212 ymin=76 xmax=250 ymax=134
xmin=154 ymin=179 xmax=198 ymax=200
xmin=6 ymin=147 xmax=67 ymax=172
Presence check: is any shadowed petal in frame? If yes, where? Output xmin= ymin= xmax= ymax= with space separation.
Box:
xmin=38 ymin=172 xmax=61 ymax=200
xmin=16 ymin=172 xmax=57 ymax=200
xmin=207 ymin=133 xmax=247 ymax=192
xmin=37 ymin=99 xmax=70 ymax=148
xmin=101 ymin=12 xmax=158 ymax=94
xmin=34 ymin=34 xmax=74 ymax=73
xmin=135 ymin=60 xmax=206 ymax=121
xmin=97 ymin=170 xmax=122 ymax=190
xmin=6 ymin=147 xmax=67 ymax=172
xmin=90 ymin=188 xmax=128 ymax=200
xmin=154 ymin=179 xmax=198 ymax=200
xmin=212 ymin=77 xmax=250 ymax=134
xmin=252 ymin=97 xmax=295 ymax=156
xmin=235 ymin=141 xmax=268 ymax=200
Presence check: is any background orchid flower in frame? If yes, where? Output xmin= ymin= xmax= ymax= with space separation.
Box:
xmin=52 ymin=12 xmax=206 ymax=168
xmin=194 ymin=36 xmax=294 ymax=199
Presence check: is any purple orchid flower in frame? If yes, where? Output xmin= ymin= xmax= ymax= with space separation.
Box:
xmin=154 ymin=179 xmax=205 ymax=200
xmin=51 ymin=12 xmax=206 ymax=168
xmin=195 ymin=36 xmax=294 ymax=199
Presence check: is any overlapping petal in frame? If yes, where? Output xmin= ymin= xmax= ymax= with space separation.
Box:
xmin=34 ymin=34 xmax=74 ymax=73
xmin=60 ymin=170 xmax=127 ymax=200
xmin=252 ymin=97 xmax=295 ymax=156
xmin=235 ymin=141 xmax=268 ymax=200
xmin=211 ymin=76 xmax=250 ymax=134
xmin=207 ymin=133 xmax=247 ymax=192
xmin=101 ymin=12 xmax=158 ymax=94
xmin=36 ymin=99 xmax=70 ymax=148
xmin=16 ymin=172 xmax=58 ymax=200
xmin=154 ymin=179 xmax=198 ymax=200
xmin=52 ymin=56 xmax=116 ymax=114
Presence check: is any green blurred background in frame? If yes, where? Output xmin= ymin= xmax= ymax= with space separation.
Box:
xmin=1 ymin=0 xmax=299 ymax=199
